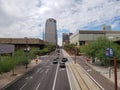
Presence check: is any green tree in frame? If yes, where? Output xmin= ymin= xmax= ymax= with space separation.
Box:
xmin=80 ymin=37 xmax=120 ymax=65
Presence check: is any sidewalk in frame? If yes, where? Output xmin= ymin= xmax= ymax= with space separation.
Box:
xmin=0 ymin=59 xmax=41 ymax=89
xmin=77 ymin=56 xmax=120 ymax=90
xmin=62 ymin=49 xmax=120 ymax=90
xmin=86 ymin=59 xmax=120 ymax=88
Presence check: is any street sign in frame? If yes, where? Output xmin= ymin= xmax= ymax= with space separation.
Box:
xmin=106 ymin=48 xmax=113 ymax=57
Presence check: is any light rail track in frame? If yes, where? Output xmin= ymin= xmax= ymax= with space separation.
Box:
xmin=67 ymin=61 xmax=103 ymax=90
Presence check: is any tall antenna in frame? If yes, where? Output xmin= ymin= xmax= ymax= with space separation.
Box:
xmin=43 ymin=28 xmax=44 ymax=41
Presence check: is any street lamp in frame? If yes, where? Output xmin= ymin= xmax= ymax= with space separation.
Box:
xmin=0 ymin=49 xmax=4 ymax=61
xmin=74 ymin=46 xmax=77 ymax=64
xmin=107 ymin=36 xmax=114 ymax=78
xmin=24 ymin=46 xmax=30 ymax=68
xmin=107 ymin=36 xmax=118 ymax=90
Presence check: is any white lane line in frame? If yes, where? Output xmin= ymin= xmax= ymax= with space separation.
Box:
xmin=45 ymin=69 xmax=49 ymax=74
xmin=52 ymin=63 xmax=59 ymax=90
xmin=59 ymin=68 xmax=65 ymax=71
xmin=36 ymin=68 xmax=42 ymax=73
xmin=20 ymin=83 xmax=27 ymax=90
xmin=30 ymin=76 xmax=33 ymax=79
xmin=36 ymin=82 xmax=41 ymax=90
xmin=25 ymin=77 xmax=29 ymax=79
xmin=66 ymin=64 xmax=73 ymax=90
xmin=40 ymin=70 xmax=44 ymax=73
xmin=25 ymin=76 xmax=33 ymax=80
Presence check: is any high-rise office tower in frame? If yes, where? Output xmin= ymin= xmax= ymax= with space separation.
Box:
xmin=45 ymin=18 xmax=57 ymax=45
xmin=62 ymin=33 xmax=73 ymax=46
xmin=102 ymin=25 xmax=111 ymax=31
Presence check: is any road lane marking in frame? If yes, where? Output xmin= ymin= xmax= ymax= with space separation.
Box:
xmin=52 ymin=63 xmax=59 ymax=90
xmin=25 ymin=77 xmax=29 ymax=79
xmin=36 ymin=82 xmax=41 ymax=90
xmin=20 ymin=83 xmax=27 ymax=90
xmin=40 ymin=70 xmax=44 ymax=73
xmin=25 ymin=76 xmax=33 ymax=80
xmin=36 ymin=68 xmax=42 ymax=73
xmin=59 ymin=68 xmax=65 ymax=71
xmin=66 ymin=65 xmax=73 ymax=90
xmin=45 ymin=69 xmax=49 ymax=74
xmin=30 ymin=76 xmax=33 ymax=79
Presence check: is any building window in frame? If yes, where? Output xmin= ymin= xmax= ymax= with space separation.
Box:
xmin=79 ymin=41 xmax=85 ymax=46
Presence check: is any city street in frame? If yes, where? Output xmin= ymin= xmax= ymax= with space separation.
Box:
xmin=0 ymin=1 xmax=120 ymax=90
xmin=2 ymin=49 xmax=120 ymax=90
xmin=3 ymin=50 xmax=70 ymax=90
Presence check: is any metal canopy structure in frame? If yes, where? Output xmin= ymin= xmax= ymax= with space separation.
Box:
xmin=0 ymin=44 xmax=15 ymax=54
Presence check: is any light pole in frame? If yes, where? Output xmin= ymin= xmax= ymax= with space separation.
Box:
xmin=74 ymin=46 xmax=77 ymax=64
xmin=0 ymin=49 xmax=3 ymax=61
xmin=108 ymin=36 xmax=118 ymax=90
xmin=108 ymin=36 xmax=114 ymax=78
xmin=114 ymin=57 xmax=118 ymax=90
xmin=24 ymin=46 xmax=30 ymax=69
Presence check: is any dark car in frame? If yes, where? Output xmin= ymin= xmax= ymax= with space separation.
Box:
xmin=61 ymin=58 xmax=68 ymax=62
xmin=56 ymin=57 xmax=59 ymax=59
xmin=59 ymin=61 xmax=65 ymax=68
xmin=53 ymin=59 xmax=58 ymax=64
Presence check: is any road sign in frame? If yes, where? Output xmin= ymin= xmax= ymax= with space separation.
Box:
xmin=106 ymin=48 xmax=113 ymax=57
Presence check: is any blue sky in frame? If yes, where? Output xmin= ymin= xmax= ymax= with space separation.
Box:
xmin=0 ymin=0 xmax=120 ymax=45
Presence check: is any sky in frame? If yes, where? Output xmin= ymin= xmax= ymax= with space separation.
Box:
xmin=0 ymin=0 xmax=120 ymax=46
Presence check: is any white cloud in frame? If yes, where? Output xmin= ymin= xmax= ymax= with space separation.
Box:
xmin=0 ymin=0 xmax=120 ymax=45
xmin=111 ymin=20 xmax=120 ymax=29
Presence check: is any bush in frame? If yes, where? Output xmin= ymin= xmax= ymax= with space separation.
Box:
xmin=0 ymin=56 xmax=14 ymax=73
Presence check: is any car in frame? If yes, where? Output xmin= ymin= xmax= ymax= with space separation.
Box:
xmin=61 ymin=58 xmax=68 ymax=62
xmin=59 ymin=61 xmax=66 ymax=68
xmin=52 ymin=59 xmax=58 ymax=64
xmin=56 ymin=57 xmax=59 ymax=59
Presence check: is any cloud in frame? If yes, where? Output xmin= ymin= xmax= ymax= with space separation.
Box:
xmin=0 ymin=0 xmax=120 ymax=45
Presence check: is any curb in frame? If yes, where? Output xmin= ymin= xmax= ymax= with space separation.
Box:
xmin=1 ymin=62 xmax=41 ymax=90
xmin=66 ymin=62 xmax=80 ymax=90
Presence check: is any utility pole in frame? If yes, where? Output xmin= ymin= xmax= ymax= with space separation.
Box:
xmin=43 ymin=28 xmax=44 ymax=41
xmin=114 ymin=57 xmax=118 ymax=90
xmin=74 ymin=47 xmax=77 ymax=64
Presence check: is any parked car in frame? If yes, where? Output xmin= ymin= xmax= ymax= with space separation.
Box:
xmin=61 ymin=58 xmax=68 ymax=62
xmin=59 ymin=61 xmax=66 ymax=68
xmin=52 ymin=59 xmax=58 ymax=64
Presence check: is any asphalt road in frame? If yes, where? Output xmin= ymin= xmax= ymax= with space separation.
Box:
xmin=75 ymin=56 xmax=120 ymax=90
xmin=54 ymin=53 xmax=70 ymax=90
xmin=3 ymin=50 xmax=70 ymax=90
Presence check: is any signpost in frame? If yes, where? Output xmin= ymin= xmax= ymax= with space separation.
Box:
xmin=106 ymin=48 xmax=113 ymax=57
xmin=106 ymin=48 xmax=113 ymax=78
xmin=106 ymin=48 xmax=118 ymax=90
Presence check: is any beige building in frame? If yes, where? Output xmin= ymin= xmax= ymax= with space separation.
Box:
xmin=62 ymin=33 xmax=73 ymax=46
xmin=70 ymin=30 xmax=120 ymax=46
xmin=45 ymin=18 xmax=57 ymax=45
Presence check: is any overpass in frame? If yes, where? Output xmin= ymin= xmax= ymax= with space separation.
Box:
xmin=0 ymin=38 xmax=47 ymax=49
